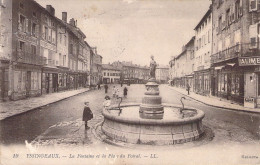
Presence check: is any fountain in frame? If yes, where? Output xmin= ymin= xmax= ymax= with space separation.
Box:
xmin=101 ymin=56 xmax=205 ymax=145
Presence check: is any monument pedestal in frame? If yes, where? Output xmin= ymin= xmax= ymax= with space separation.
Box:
xmin=139 ymin=78 xmax=164 ymax=119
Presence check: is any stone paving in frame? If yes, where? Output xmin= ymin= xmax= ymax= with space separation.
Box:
xmin=167 ymin=85 xmax=260 ymax=113
xmin=0 ymin=88 xmax=90 ymax=120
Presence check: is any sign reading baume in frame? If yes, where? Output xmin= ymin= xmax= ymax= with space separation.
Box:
xmin=238 ymin=57 xmax=260 ymax=66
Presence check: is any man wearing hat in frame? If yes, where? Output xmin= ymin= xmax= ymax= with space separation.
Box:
xmin=83 ymin=102 xmax=93 ymax=130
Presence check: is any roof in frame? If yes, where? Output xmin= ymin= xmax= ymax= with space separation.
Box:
xmin=102 ymin=64 xmax=121 ymax=71
xmin=194 ymin=6 xmax=212 ymax=30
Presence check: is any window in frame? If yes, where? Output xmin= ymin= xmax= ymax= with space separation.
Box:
xmin=64 ymin=35 xmax=67 ymax=46
xmin=60 ymin=34 xmax=62 ymax=43
xmin=249 ymin=0 xmax=257 ymax=12
xmin=32 ymin=23 xmax=37 ymax=37
xmin=104 ymin=72 xmax=106 ymax=76
xmin=44 ymin=26 xmax=48 ymax=40
xmin=19 ymin=2 xmax=24 ymax=9
xmin=32 ymin=12 xmax=36 ymax=17
xmin=218 ymin=15 xmax=222 ymax=32
xmin=63 ymin=55 xmax=66 ymax=66
xmin=19 ymin=14 xmax=26 ymax=32
xmin=70 ymin=44 xmax=73 ymax=54
xmin=19 ymin=41 xmax=25 ymax=51
xmin=31 ymin=45 xmax=36 ymax=55
xmin=226 ymin=8 xmax=230 ymax=26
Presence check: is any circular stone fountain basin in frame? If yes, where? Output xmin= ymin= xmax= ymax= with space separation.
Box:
xmin=101 ymin=104 xmax=205 ymax=145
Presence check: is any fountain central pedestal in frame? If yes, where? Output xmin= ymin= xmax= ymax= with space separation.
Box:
xmin=139 ymin=78 xmax=164 ymax=119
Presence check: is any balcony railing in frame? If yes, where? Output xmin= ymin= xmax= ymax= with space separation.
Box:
xmin=16 ymin=50 xmax=46 ymax=65
xmin=211 ymin=43 xmax=260 ymax=64
xmin=197 ymin=65 xmax=204 ymax=71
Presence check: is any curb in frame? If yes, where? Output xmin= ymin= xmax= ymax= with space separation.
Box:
xmin=167 ymin=86 xmax=260 ymax=114
xmin=0 ymin=88 xmax=91 ymax=121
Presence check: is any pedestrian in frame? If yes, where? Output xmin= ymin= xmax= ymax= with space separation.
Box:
xmin=112 ymin=86 xmax=116 ymax=98
xmin=82 ymin=102 xmax=93 ymax=130
xmin=104 ymin=84 xmax=108 ymax=93
xmin=186 ymin=83 xmax=191 ymax=95
xmin=103 ymin=96 xmax=111 ymax=110
xmin=120 ymin=81 xmax=123 ymax=87
xmin=97 ymin=83 xmax=101 ymax=90
xmin=116 ymin=87 xmax=120 ymax=98
xmin=123 ymin=87 xmax=128 ymax=98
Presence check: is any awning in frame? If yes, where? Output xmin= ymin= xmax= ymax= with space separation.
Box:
xmin=214 ymin=65 xmax=225 ymax=70
xmin=226 ymin=63 xmax=236 ymax=67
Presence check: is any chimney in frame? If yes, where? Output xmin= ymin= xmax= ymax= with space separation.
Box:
xmin=62 ymin=12 xmax=67 ymax=22
xmin=46 ymin=5 xmax=55 ymax=16
xmin=69 ymin=18 xmax=75 ymax=26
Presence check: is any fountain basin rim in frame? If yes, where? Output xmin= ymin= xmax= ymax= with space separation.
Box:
xmin=103 ymin=103 xmax=205 ymax=125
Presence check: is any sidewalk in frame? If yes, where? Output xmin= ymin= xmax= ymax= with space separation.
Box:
xmin=167 ymin=85 xmax=260 ymax=114
xmin=0 ymin=88 xmax=90 ymax=121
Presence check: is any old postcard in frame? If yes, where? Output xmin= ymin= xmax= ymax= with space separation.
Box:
xmin=0 ymin=0 xmax=260 ymax=164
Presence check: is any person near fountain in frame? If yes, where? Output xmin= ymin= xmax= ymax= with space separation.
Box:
xmin=123 ymin=87 xmax=128 ymax=98
xmin=186 ymin=83 xmax=191 ymax=95
xmin=82 ymin=102 xmax=93 ymax=130
xmin=104 ymin=83 xmax=108 ymax=93
xmin=103 ymin=96 xmax=111 ymax=110
xmin=150 ymin=55 xmax=157 ymax=79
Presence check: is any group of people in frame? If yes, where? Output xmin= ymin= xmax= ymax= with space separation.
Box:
xmin=82 ymin=84 xmax=129 ymax=130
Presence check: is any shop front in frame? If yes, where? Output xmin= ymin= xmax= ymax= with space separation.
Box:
xmin=0 ymin=59 xmax=9 ymax=101
xmin=12 ymin=64 xmax=42 ymax=100
xmin=42 ymin=67 xmax=59 ymax=94
xmin=212 ymin=59 xmax=244 ymax=104
xmin=194 ymin=69 xmax=210 ymax=96
xmin=239 ymin=56 xmax=260 ymax=108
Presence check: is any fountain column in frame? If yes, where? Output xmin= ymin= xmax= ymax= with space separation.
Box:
xmin=139 ymin=78 xmax=164 ymax=119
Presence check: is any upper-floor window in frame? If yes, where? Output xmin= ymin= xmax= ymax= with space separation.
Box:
xmin=44 ymin=26 xmax=48 ymax=40
xmin=18 ymin=14 xmax=26 ymax=32
xmin=32 ymin=12 xmax=37 ymax=17
xmin=19 ymin=41 xmax=25 ymax=51
xmin=31 ymin=45 xmax=36 ymax=55
xmin=31 ymin=23 xmax=37 ymax=37
xmin=19 ymin=2 xmax=24 ymax=9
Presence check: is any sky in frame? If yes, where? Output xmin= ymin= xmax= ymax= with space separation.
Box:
xmin=36 ymin=0 xmax=211 ymax=66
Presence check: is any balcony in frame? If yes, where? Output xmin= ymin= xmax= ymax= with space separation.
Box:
xmin=16 ymin=50 xmax=46 ymax=65
xmin=211 ymin=43 xmax=260 ymax=64
xmin=197 ymin=65 xmax=204 ymax=71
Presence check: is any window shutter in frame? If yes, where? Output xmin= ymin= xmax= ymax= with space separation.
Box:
xmin=222 ymin=13 xmax=226 ymax=30
xmin=42 ymin=25 xmax=45 ymax=39
xmin=232 ymin=3 xmax=235 ymax=22
xmin=35 ymin=25 xmax=39 ymax=37
xmin=249 ymin=24 xmax=258 ymax=48
xmin=249 ymin=0 xmax=257 ymax=12
xmin=239 ymin=0 xmax=243 ymax=16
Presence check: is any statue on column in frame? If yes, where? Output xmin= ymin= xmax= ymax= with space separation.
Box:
xmin=149 ymin=55 xmax=157 ymax=79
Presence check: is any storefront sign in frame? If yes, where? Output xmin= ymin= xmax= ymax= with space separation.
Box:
xmin=238 ymin=57 xmax=260 ymax=66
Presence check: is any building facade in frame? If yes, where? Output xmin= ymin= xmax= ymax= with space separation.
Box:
xmin=92 ymin=48 xmax=102 ymax=85
xmin=171 ymin=37 xmax=195 ymax=89
xmin=156 ymin=66 xmax=169 ymax=83
xmin=194 ymin=7 xmax=212 ymax=96
xmin=0 ymin=0 xmax=97 ymax=101
xmin=112 ymin=61 xmax=149 ymax=84
xmin=102 ymin=64 xmax=121 ymax=84
xmin=211 ymin=0 xmax=258 ymax=106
